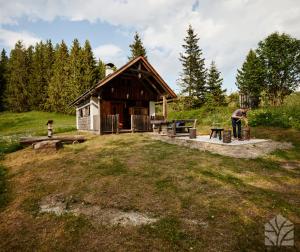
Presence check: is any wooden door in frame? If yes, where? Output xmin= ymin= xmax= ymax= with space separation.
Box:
xmin=111 ymin=102 xmax=124 ymax=128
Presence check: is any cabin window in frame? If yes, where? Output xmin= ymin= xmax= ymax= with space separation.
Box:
xmin=79 ymin=106 xmax=90 ymax=117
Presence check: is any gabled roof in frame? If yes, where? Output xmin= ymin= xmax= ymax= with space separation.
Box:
xmin=70 ymin=56 xmax=177 ymax=106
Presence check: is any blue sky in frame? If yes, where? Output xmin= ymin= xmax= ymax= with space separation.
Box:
xmin=0 ymin=0 xmax=299 ymax=94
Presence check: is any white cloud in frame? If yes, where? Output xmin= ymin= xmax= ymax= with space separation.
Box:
xmin=94 ymin=44 xmax=124 ymax=66
xmin=0 ymin=28 xmax=40 ymax=48
xmin=1 ymin=0 xmax=300 ymax=90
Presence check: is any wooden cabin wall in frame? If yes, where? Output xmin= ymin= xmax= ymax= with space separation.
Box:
xmin=101 ymin=78 xmax=159 ymax=101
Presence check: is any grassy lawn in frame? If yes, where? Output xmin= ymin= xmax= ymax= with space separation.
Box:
xmin=0 ymin=119 xmax=299 ymax=251
xmin=0 ymin=111 xmax=75 ymax=155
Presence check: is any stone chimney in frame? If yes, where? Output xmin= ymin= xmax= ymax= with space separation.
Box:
xmin=105 ymin=63 xmax=115 ymax=76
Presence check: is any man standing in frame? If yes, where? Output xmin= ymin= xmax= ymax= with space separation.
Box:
xmin=231 ymin=108 xmax=247 ymax=140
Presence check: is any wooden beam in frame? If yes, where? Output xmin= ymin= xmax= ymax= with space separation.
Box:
xmin=162 ymin=95 xmax=167 ymax=119
xmin=98 ymin=96 xmax=102 ymax=135
xmin=144 ymin=77 xmax=163 ymax=96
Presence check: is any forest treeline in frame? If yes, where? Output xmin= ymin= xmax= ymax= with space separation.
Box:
xmin=0 ymin=39 xmax=106 ymax=114
xmin=0 ymin=32 xmax=147 ymax=114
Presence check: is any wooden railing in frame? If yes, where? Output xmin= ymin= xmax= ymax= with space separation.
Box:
xmin=131 ymin=115 xmax=151 ymax=132
xmin=101 ymin=114 xmax=119 ymax=133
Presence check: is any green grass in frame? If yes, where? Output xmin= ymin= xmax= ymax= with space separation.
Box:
xmin=0 ymin=109 xmax=299 ymax=250
xmin=0 ymin=111 xmax=76 ymax=155
xmin=0 ymin=111 xmax=75 ymax=136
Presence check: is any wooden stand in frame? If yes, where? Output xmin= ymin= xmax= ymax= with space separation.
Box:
xmin=189 ymin=128 xmax=197 ymax=139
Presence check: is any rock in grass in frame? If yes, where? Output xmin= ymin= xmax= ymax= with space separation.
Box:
xmin=33 ymin=140 xmax=63 ymax=150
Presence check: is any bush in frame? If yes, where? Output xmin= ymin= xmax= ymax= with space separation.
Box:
xmin=248 ymin=93 xmax=300 ymax=129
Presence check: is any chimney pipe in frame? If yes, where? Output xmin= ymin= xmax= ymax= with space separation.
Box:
xmin=105 ymin=63 xmax=115 ymax=76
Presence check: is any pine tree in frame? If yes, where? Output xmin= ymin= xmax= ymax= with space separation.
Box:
xmin=179 ymin=25 xmax=207 ymax=108
xmin=128 ymin=32 xmax=147 ymax=60
xmin=206 ymin=61 xmax=226 ymax=106
xmin=47 ymin=41 xmax=71 ymax=113
xmin=68 ymin=39 xmax=82 ymax=101
xmin=96 ymin=59 xmax=106 ymax=81
xmin=42 ymin=40 xmax=55 ymax=110
xmin=5 ymin=41 xmax=30 ymax=112
xmin=81 ymin=40 xmax=97 ymax=93
xmin=236 ymin=49 xmax=264 ymax=107
xmin=27 ymin=41 xmax=54 ymax=110
xmin=0 ymin=49 xmax=8 ymax=111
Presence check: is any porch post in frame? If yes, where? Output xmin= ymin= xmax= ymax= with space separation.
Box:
xmin=162 ymin=95 xmax=167 ymax=119
xmin=98 ymin=96 xmax=102 ymax=135
xmin=131 ymin=115 xmax=135 ymax=133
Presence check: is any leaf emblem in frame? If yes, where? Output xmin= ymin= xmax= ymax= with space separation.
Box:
xmin=265 ymin=214 xmax=294 ymax=246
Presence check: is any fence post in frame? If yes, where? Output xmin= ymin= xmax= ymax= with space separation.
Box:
xmin=131 ymin=115 xmax=135 ymax=133
xmin=98 ymin=96 xmax=102 ymax=135
xmin=116 ymin=114 xmax=119 ymax=134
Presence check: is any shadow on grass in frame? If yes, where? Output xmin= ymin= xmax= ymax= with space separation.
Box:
xmin=199 ymin=169 xmax=300 ymax=216
xmin=0 ymin=165 xmax=9 ymax=210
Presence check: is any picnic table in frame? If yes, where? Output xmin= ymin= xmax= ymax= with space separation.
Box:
xmin=168 ymin=119 xmax=197 ymax=137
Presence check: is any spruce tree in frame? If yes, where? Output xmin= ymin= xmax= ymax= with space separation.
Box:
xmin=42 ymin=40 xmax=55 ymax=110
xmin=96 ymin=59 xmax=106 ymax=81
xmin=0 ymin=49 xmax=8 ymax=111
xmin=236 ymin=49 xmax=264 ymax=107
xmin=47 ymin=41 xmax=71 ymax=113
xmin=206 ymin=61 xmax=226 ymax=106
xmin=128 ymin=32 xmax=147 ymax=60
xmin=68 ymin=39 xmax=82 ymax=101
xmin=5 ymin=41 xmax=30 ymax=112
xmin=179 ymin=25 xmax=207 ymax=107
xmin=27 ymin=41 xmax=54 ymax=110
xmin=81 ymin=40 xmax=97 ymax=93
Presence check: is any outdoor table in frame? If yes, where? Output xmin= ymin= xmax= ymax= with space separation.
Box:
xmin=210 ymin=128 xmax=224 ymax=140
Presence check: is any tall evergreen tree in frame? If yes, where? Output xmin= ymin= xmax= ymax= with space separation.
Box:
xmin=128 ymin=32 xmax=147 ymax=60
xmin=47 ymin=41 xmax=71 ymax=113
xmin=41 ymin=40 xmax=55 ymax=110
xmin=81 ymin=40 xmax=97 ymax=93
xmin=68 ymin=39 xmax=83 ymax=101
xmin=5 ymin=41 xmax=30 ymax=112
xmin=0 ymin=49 xmax=8 ymax=111
xmin=236 ymin=49 xmax=264 ymax=107
xmin=206 ymin=61 xmax=226 ymax=106
xmin=96 ymin=59 xmax=106 ymax=81
xmin=27 ymin=41 xmax=54 ymax=110
xmin=179 ymin=25 xmax=207 ymax=107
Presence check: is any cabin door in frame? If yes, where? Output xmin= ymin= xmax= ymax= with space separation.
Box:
xmin=111 ymin=102 xmax=124 ymax=128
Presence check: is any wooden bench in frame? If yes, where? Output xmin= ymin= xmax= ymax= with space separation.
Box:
xmin=168 ymin=119 xmax=197 ymax=137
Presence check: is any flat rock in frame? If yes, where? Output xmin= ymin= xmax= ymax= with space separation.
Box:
xmin=33 ymin=140 xmax=63 ymax=150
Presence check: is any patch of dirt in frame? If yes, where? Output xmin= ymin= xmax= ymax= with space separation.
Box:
xmin=39 ymin=194 xmax=158 ymax=227
xmin=39 ymin=194 xmax=208 ymax=228
xmin=150 ymin=134 xmax=293 ymax=159
xmin=280 ymin=161 xmax=300 ymax=170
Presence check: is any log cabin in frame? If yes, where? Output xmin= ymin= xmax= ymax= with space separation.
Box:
xmin=70 ymin=56 xmax=177 ymax=134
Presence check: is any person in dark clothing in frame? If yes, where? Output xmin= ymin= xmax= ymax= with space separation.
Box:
xmin=231 ymin=108 xmax=248 ymax=140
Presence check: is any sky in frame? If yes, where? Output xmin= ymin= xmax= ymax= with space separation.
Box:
xmin=0 ymin=0 xmax=300 ymax=94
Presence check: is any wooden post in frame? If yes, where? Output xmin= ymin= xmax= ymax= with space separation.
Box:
xmin=131 ymin=115 xmax=135 ymax=133
xmin=116 ymin=114 xmax=119 ymax=134
xmin=98 ymin=96 xmax=102 ymax=135
xmin=172 ymin=120 xmax=176 ymax=137
xmin=162 ymin=95 xmax=167 ymax=119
